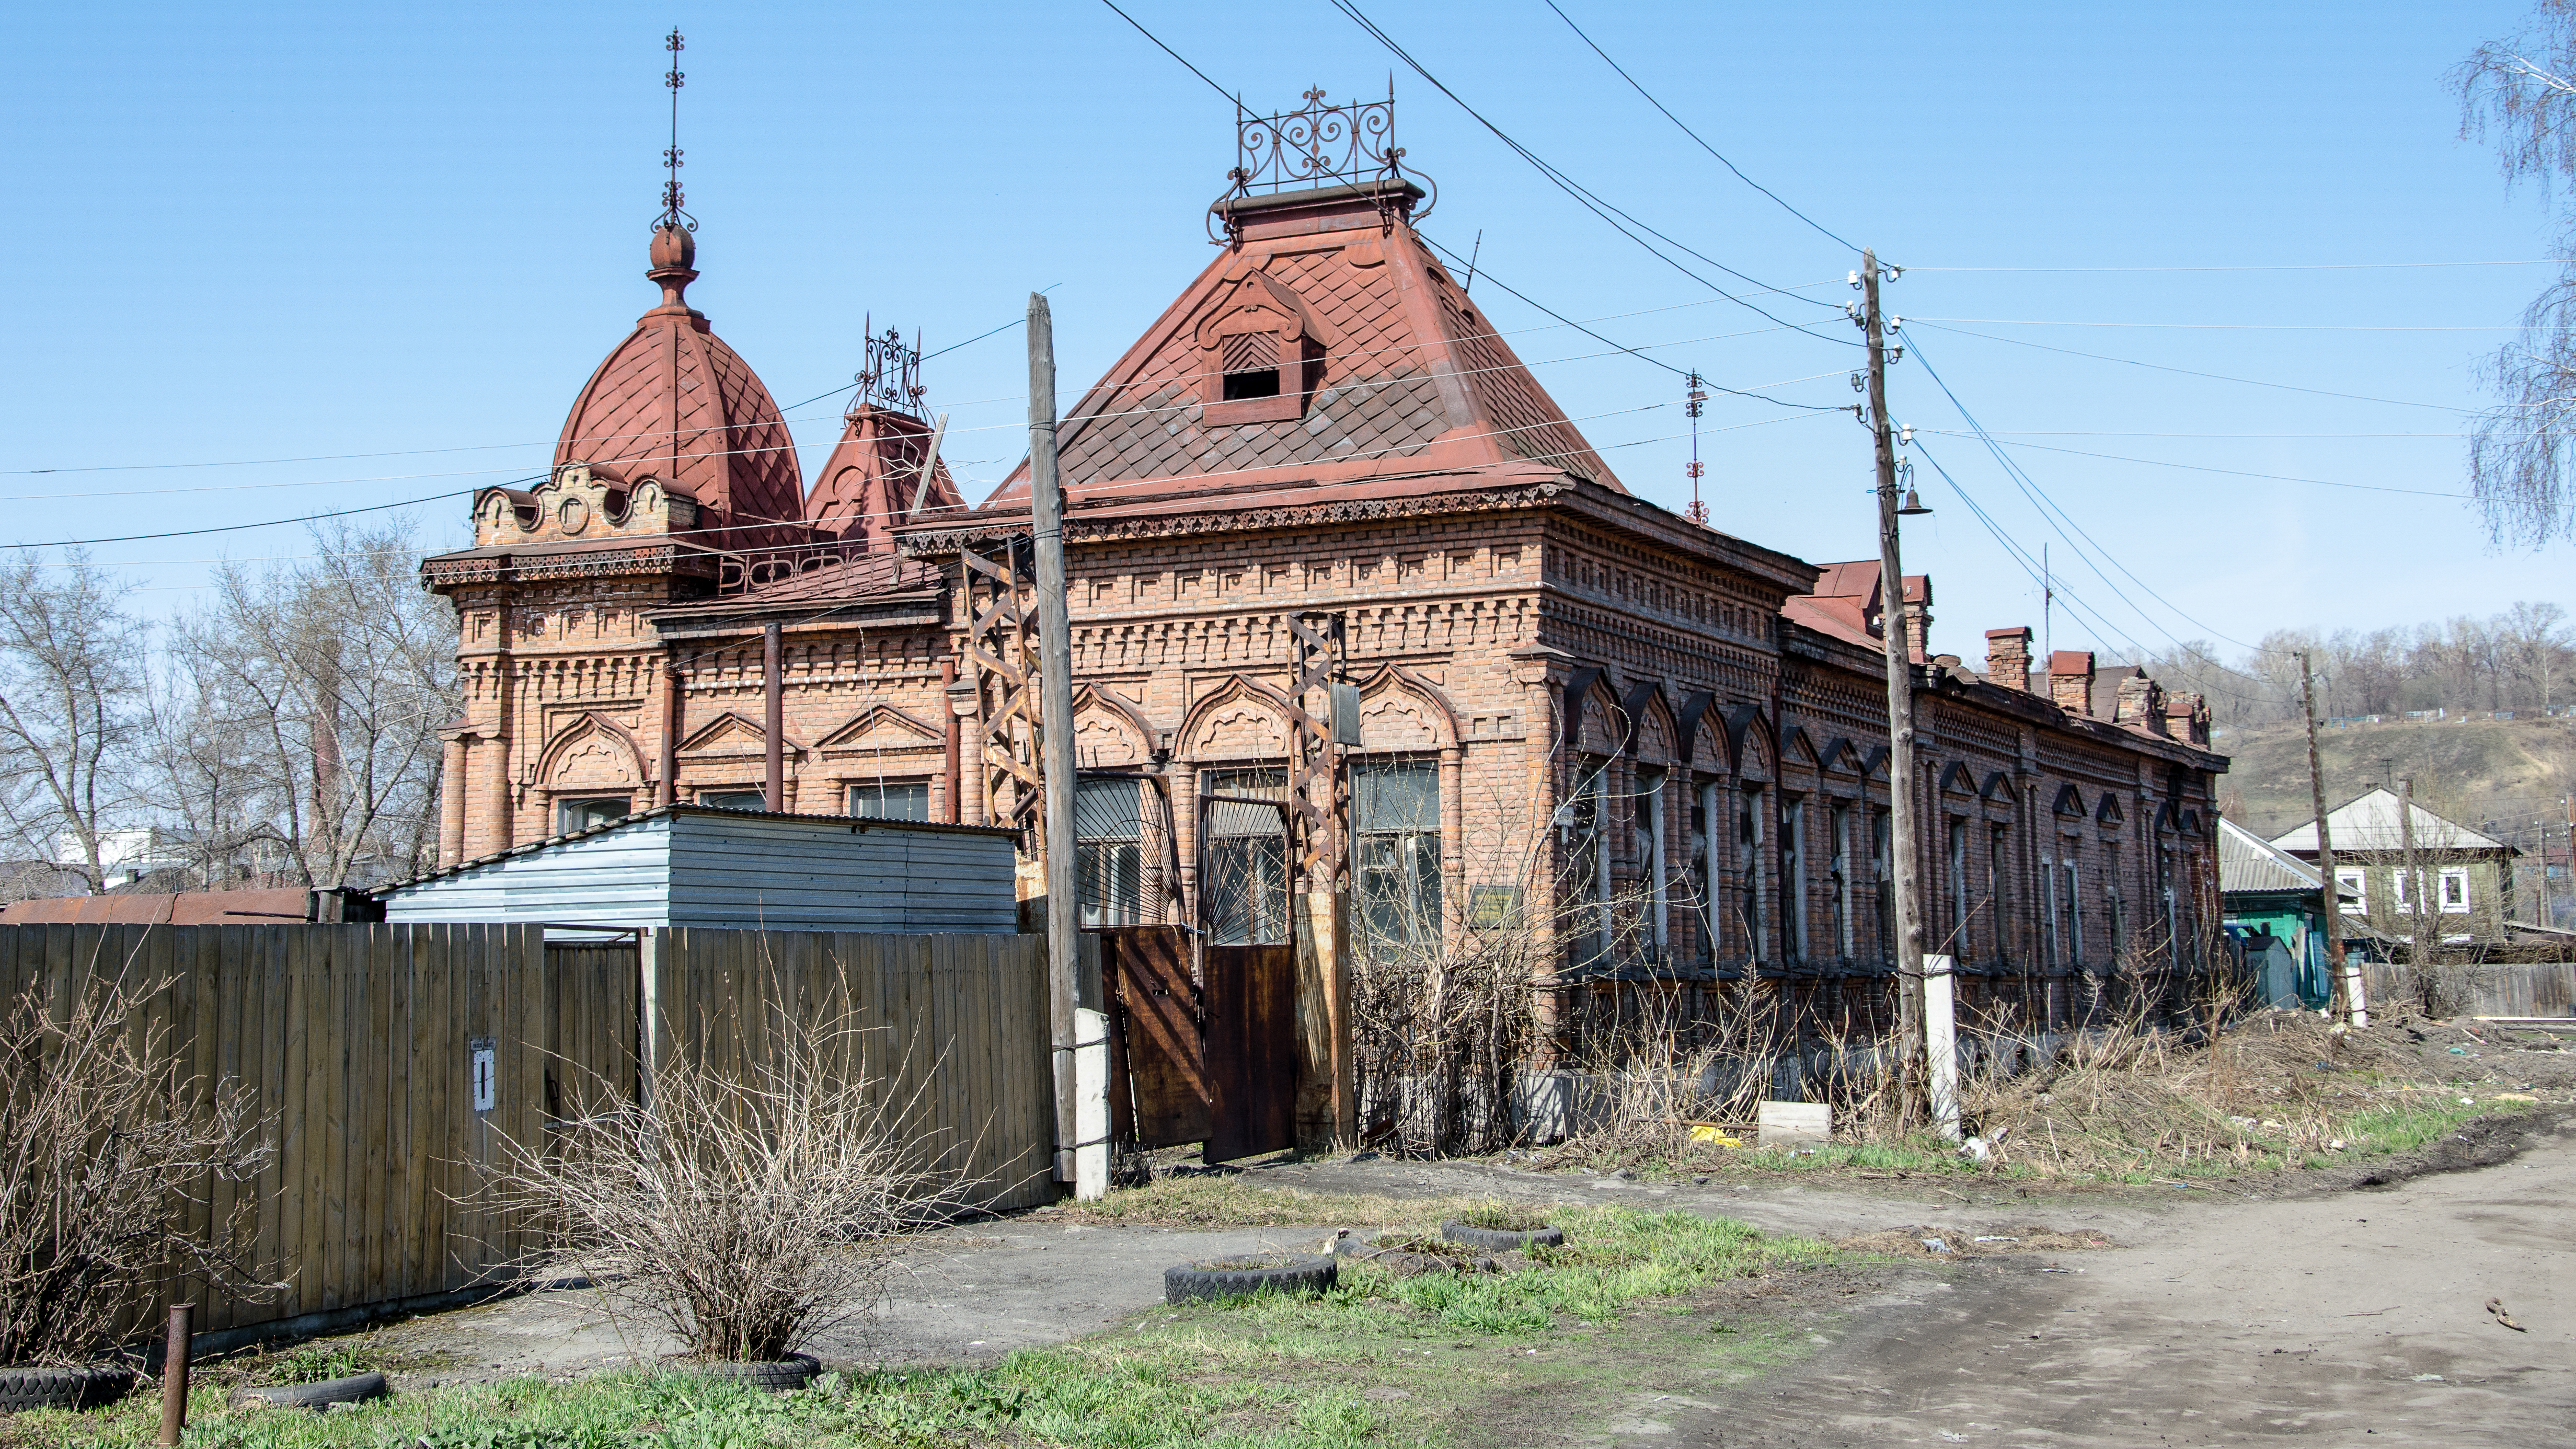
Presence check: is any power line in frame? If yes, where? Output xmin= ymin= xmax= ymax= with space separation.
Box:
xmin=1905 ymin=321 xmax=2477 ymax=414
xmin=1938 ymin=436 xmax=2469 ymax=499
xmin=0 ymin=486 xmax=498 ymax=551
xmin=1906 ymin=259 xmax=2558 ymax=273
xmin=1094 ymin=0 xmax=1235 ymax=105
xmin=1911 ymin=316 xmax=2533 ymax=332
xmin=1906 ymin=336 xmax=2260 ymax=652
xmin=1328 ymin=0 xmax=1853 ymax=340
xmin=1540 ymin=1 xmax=1859 ymax=255
xmin=1422 ymin=235 xmax=1852 ymax=412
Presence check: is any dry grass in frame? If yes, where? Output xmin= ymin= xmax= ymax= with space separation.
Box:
xmin=494 ymin=1006 xmax=968 ymax=1364
xmin=0 ymin=972 xmax=271 ymax=1365
xmin=1958 ymin=1008 xmax=2433 ymax=1177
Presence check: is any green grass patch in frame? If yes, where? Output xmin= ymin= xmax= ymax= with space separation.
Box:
xmin=12 ymin=1206 xmax=1834 ymax=1448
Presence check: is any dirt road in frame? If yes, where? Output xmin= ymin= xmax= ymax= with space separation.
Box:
xmin=1622 ymin=1114 xmax=2576 ymax=1447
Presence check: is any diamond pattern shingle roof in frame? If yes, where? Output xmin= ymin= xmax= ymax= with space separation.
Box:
xmin=977 ymin=183 xmax=1627 ymax=516
xmin=553 ymin=233 xmax=804 ymax=547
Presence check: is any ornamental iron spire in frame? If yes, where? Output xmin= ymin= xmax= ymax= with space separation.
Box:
xmin=850 ymin=316 xmax=928 ymax=418
xmin=659 ymin=28 xmax=695 ymax=233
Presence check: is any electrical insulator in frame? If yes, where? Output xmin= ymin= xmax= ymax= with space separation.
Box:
xmin=1899 ymin=424 xmax=1914 ymax=445
xmin=1889 ymin=346 xmax=1905 ymax=364
xmin=1888 ymin=316 xmax=1903 ymax=332
xmin=1849 ymin=371 xmax=1865 ymax=393
xmin=1847 ymin=269 xmax=1861 ymax=289
xmin=1686 ymin=390 xmax=1706 ymax=419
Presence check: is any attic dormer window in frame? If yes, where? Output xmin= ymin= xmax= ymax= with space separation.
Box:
xmin=1195 ymin=269 xmax=1338 ymax=426
xmin=1220 ymin=332 xmax=1283 ymax=400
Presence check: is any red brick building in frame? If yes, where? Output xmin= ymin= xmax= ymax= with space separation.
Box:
xmin=423 ymin=133 xmax=2228 ymax=1054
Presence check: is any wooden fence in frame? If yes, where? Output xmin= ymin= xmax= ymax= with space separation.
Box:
xmin=0 ymin=922 xmax=1052 ymax=1340
xmin=642 ymin=930 xmax=1055 ymax=1215
xmin=2365 ymin=960 xmax=2576 ymax=1019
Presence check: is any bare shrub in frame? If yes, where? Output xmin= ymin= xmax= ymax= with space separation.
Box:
xmin=496 ymin=1004 xmax=968 ymax=1364
xmin=0 ymin=972 xmax=272 ymax=1365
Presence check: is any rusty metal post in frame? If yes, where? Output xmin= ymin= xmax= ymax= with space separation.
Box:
xmin=157 ymin=1302 xmax=193 ymax=1446
xmin=763 ymin=622 xmax=785 ymax=810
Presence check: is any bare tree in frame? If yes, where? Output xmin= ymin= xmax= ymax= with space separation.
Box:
xmin=2455 ymin=3 xmax=2576 ymax=545
xmin=0 ymin=552 xmax=146 ymax=894
xmin=163 ymin=522 xmax=455 ymax=888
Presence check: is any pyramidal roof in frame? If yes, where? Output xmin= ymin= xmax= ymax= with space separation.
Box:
xmin=806 ymin=404 xmax=965 ymax=551
xmin=2270 ymin=786 xmax=2512 ymax=855
xmin=552 ymin=224 xmax=805 ymax=547
xmin=976 ymin=179 xmax=1618 ymax=519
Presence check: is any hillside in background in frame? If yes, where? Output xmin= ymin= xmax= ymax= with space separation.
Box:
xmin=2213 ymin=716 xmax=2575 ymax=847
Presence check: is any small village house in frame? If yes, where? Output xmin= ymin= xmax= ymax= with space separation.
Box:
xmin=2272 ymin=787 xmax=2521 ymax=949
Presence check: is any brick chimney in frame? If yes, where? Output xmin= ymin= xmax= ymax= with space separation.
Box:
xmin=2113 ymin=668 xmax=2165 ymax=731
xmin=1985 ymin=626 xmax=2033 ymax=692
xmin=2049 ymin=649 xmax=2096 ymax=716
xmin=2165 ymin=691 xmax=2209 ymax=747
xmin=1900 ymin=576 xmax=1931 ymax=664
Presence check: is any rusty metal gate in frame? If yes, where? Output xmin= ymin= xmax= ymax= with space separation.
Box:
xmin=1101 ymin=925 xmax=1296 ymax=1163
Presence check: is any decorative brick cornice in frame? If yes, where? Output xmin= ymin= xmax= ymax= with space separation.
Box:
xmin=900 ymin=481 xmax=1563 ymax=555
xmin=421 ymin=544 xmax=721 ymax=591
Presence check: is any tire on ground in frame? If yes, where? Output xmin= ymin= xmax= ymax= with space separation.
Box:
xmin=1164 ymin=1253 xmax=1339 ymax=1305
xmin=0 ymin=1365 xmax=134 ymax=1414
xmin=1440 ymin=1220 xmax=1565 ymax=1253
xmin=688 ymin=1353 xmax=822 ymax=1393
xmin=232 ymin=1371 xmax=389 ymax=1411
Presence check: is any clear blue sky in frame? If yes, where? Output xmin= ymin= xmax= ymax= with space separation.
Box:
xmin=8 ymin=1 xmax=2570 ymax=666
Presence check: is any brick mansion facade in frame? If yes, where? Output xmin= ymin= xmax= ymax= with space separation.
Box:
xmin=422 ymin=164 xmax=2229 ymax=1039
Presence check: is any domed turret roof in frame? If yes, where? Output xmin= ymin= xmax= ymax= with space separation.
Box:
xmin=551 ymin=224 xmax=804 ymax=546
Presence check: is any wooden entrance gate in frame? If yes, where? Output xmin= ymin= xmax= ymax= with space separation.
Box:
xmin=1100 ymin=926 xmax=1295 ymax=1163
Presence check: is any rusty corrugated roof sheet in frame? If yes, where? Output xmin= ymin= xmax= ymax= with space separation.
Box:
xmin=0 ymin=888 xmax=312 ymax=925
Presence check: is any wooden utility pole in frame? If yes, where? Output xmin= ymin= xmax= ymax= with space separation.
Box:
xmin=1861 ymin=249 xmax=1931 ymax=1129
xmin=2299 ymin=652 xmax=2365 ymax=1027
xmin=1027 ymin=292 xmax=1103 ymax=1200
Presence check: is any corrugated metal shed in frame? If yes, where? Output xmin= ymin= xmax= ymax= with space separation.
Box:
xmin=2220 ymin=818 xmax=2335 ymax=896
xmin=374 ymin=805 xmax=1019 ymax=934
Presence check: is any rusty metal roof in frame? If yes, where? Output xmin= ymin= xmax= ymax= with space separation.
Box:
xmin=0 ymin=888 xmax=312 ymax=925
xmin=965 ymin=181 xmax=1617 ymax=520
xmin=551 ymin=227 xmax=804 ymax=547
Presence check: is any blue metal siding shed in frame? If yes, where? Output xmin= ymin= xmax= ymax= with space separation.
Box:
xmin=375 ymin=806 xmax=1020 ymax=934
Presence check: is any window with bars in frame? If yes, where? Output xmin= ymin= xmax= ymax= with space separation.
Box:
xmin=1691 ymin=783 xmax=1721 ymax=964
xmin=1946 ymin=817 xmax=1970 ymax=960
xmin=1988 ymin=824 xmax=2012 ymax=965
xmin=1829 ymin=803 xmax=1853 ymax=958
xmin=1873 ymin=809 xmax=1893 ymax=964
xmin=847 ymin=780 xmax=930 ymax=821
xmin=1200 ymin=766 xmax=1289 ymax=945
xmin=1636 ymin=766 xmax=1669 ymax=958
xmin=1074 ymin=776 xmax=1144 ymax=928
xmin=1783 ymin=796 xmax=1809 ymax=962
xmin=1739 ymin=786 xmax=1767 ymax=965
xmin=2062 ymin=853 xmax=2085 ymax=965
xmin=1356 ymin=761 xmax=1442 ymax=954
